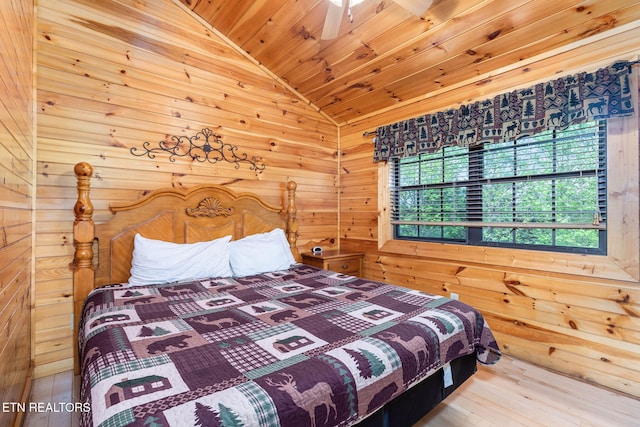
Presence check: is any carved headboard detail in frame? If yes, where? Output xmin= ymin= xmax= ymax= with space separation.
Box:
xmin=186 ymin=197 xmax=234 ymax=218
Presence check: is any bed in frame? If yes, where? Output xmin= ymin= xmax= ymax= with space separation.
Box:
xmin=71 ymin=162 xmax=501 ymax=427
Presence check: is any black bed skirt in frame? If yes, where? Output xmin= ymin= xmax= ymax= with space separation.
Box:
xmin=355 ymin=352 xmax=478 ymax=427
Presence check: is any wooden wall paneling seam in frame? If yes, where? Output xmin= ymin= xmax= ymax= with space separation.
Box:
xmin=35 ymin=90 xmax=323 ymax=145
xmin=0 ymin=0 xmax=33 ymax=422
xmin=35 ymin=98 xmax=335 ymax=152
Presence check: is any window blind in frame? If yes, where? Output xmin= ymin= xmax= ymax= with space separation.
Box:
xmin=391 ymin=120 xmax=607 ymax=250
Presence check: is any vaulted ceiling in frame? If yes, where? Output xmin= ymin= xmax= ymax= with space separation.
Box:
xmin=178 ymin=0 xmax=640 ymax=125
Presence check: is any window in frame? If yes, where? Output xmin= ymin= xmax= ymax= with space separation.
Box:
xmin=390 ymin=120 xmax=607 ymax=254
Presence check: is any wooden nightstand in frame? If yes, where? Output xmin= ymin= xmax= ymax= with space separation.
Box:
xmin=301 ymin=250 xmax=364 ymax=276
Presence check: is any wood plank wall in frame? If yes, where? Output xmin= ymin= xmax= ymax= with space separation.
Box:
xmin=0 ymin=0 xmax=34 ymax=425
xmin=340 ymin=28 xmax=640 ymax=397
xmin=34 ymin=0 xmax=338 ymax=377
xmin=27 ymin=0 xmax=640 ymax=402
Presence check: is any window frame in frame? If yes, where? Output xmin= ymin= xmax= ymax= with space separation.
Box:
xmin=389 ymin=121 xmax=608 ymax=255
xmin=377 ymin=74 xmax=639 ymax=282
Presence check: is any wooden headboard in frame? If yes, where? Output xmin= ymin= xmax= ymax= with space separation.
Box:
xmin=70 ymin=162 xmax=299 ymax=372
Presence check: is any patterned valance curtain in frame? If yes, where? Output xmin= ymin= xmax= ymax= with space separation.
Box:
xmin=374 ymin=61 xmax=637 ymax=162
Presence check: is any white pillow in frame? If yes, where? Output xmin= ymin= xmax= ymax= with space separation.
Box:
xmin=128 ymin=234 xmax=233 ymax=286
xmin=228 ymin=228 xmax=296 ymax=276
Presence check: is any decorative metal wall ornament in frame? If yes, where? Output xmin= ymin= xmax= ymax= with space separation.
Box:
xmin=131 ymin=127 xmax=266 ymax=171
xmin=186 ymin=197 xmax=234 ymax=218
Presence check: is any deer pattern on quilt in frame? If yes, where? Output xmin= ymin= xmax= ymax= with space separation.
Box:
xmin=265 ymin=372 xmax=337 ymax=427
xmin=379 ymin=331 xmax=429 ymax=374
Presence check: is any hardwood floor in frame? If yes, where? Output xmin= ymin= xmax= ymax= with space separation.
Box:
xmin=24 ymin=355 xmax=639 ymax=426
xmin=416 ymin=356 xmax=639 ymax=427
xmin=24 ymin=369 xmax=80 ymax=427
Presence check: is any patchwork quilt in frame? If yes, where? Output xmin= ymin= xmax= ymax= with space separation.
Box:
xmin=79 ymin=264 xmax=501 ymax=427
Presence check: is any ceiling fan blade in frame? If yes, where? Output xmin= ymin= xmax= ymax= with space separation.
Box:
xmin=321 ymin=1 xmax=346 ymax=40
xmin=393 ymin=0 xmax=433 ymax=16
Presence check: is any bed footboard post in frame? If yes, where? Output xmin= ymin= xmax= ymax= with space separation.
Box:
xmin=71 ymin=162 xmax=95 ymax=375
xmin=286 ymin=181 xmax=300 ymax=261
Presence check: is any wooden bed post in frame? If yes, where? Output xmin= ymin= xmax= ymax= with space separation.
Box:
xmin=71 ymin=162 xmax=95 ymax=375
xmin=286 ymin=181 xmax=300 ymax=261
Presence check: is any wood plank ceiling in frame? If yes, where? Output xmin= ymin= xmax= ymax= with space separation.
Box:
xmin=178 ymin=0 xmax=640 ymax=125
